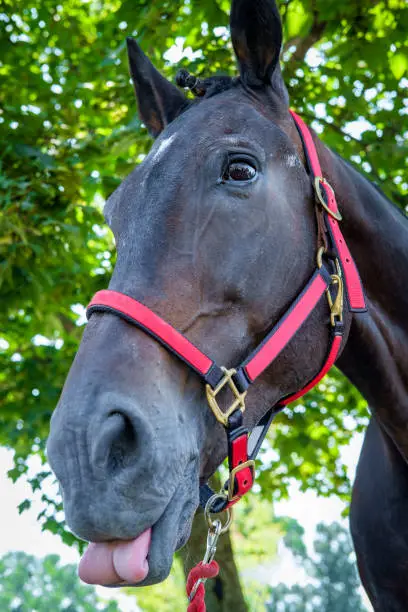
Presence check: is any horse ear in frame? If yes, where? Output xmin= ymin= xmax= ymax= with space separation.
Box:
xmin=230 ymin=0 xmax=284 ymax=90
xmin=126 ymin=38 xmax=187 ymax=138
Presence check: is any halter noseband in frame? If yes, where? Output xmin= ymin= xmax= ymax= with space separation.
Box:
xmin=86 ymin=111 xmax=366 ymax=513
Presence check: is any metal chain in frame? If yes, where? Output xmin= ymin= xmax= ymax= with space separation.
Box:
xmin=188 ymin=495 xmax=232 ymax=603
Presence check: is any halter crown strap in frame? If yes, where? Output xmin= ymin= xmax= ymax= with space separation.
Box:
xmin=289 ymin=110 xmax=366 ymax=312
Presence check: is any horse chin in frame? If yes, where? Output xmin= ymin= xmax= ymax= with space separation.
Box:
xmin=135 ymin=483 xmax=197 ymax=586
xmin=75 ymin=471 xmax=198 ymax=588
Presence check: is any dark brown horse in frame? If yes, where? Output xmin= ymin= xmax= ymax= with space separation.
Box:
xmin=47 ymin=0 xmax=408 ymax=609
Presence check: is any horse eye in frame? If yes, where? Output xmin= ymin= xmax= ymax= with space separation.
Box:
xmin=223 ymin=160 xmax=257 ymax=182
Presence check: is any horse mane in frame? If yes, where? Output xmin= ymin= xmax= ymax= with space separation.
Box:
xmin=175 ymin=69 xmax=237 ymax=99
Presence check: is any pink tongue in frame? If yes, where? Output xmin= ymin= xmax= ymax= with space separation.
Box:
xmin=78 ymin=529 xmax=151 ymax=585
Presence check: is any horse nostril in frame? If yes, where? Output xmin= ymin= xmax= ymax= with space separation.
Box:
xmin=91 ymin=411 xmax=138 ymax=474
xmin=108 ymin=411 xmax=137 ymax=472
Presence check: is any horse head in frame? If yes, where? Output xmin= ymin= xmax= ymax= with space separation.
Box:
xmin=47 ymin=0 xmax=353 ymax=586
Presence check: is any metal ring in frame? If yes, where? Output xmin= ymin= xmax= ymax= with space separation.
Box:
xmin=314 ymin=177 xmax=342 ymax=221
xmin=204 ymin=494 xmax=233 ymax=534
xmin=316 ymin=246 xmax=325 ymax=269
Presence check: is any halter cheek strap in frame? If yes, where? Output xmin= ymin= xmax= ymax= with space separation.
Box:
xmin=86 ymin=112 xmax=366 ymax=513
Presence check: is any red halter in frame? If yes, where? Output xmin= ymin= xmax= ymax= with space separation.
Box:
xmin=87 ymin=111 xmax=365 ymax=513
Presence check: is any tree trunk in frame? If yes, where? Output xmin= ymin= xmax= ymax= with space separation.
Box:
xmin=177 ymin=476 xmax=248 ymax=612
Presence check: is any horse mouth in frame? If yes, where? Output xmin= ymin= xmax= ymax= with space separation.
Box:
xmin=77 ymin=474 xmax=198 ymax=587
xmin=78 ymin=528 xmax=152 ymax=585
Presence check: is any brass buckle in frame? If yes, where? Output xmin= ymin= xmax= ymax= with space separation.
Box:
xmin=317 ymin=250 xmax=344 ymax=326
xmin=317 ymin=248 xmax=343 ymax=278
xmin=327 ymin=274 xmax=344 ymax=326
xmin=316 ymin=246 xmax=325 ymax=269
xmin=206 ymin=367 xmax=247 ymax=427
xmin=227 ymin=460 xmax=255 ymax=503
xmin=314 ymin=177 xmax=342 ymax=221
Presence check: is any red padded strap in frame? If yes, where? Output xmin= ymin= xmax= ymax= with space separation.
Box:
xmin=281 ymin=333 xmax=342 ymax=406
xmin=289 ymin=110 xmax=366 ymax=312
xmin=324 ymin=193 xmax=366 ymax=311
xmin=289 ymin=109 xmax=323 ymax=177
xmin=243 ymin=269 xmax=330 ymax=382
xmin=228 ymin=434 xmax=253 ymax=502
xmin=230 ymin=434 xmax=248 ymax=467
xmin=87 ymin=290 xmax=215 ymax=377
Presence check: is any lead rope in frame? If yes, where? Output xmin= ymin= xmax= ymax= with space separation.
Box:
xmin=186 ymin=495 xmax=232 ymax=611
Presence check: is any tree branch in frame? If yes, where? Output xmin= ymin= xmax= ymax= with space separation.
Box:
xmin=301 ymin=112 xmax=387 ymax=186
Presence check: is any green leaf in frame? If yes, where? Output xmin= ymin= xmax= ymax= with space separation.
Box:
xmin=17 ymin=499 xmax=31 ymax=514
xmin=285 ymin=1 xmax=313 ymax=40
xmin=389 ymin=52 xmax=408 ymax=80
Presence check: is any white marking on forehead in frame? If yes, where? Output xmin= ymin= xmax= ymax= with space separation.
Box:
xmin=151 ymin=134 xmax=176 ymax=163
xmin=285 ymin=153 xmax=300 ymax=168
xmin=224 ymin=136 xmax=245 ymax=146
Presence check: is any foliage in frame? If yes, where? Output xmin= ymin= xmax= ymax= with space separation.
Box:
xmin=266 ymin=521 xmax=368 ymax=612
xmin=132 ymin=556 xmax=187 ymax=612
xmin=129 ymin=491 xmax=280 ymax=611
xmin=258 ymin=369 xmax=369 ymax=504
xmin=0 ymin=0 xmax=406 ymax=544
xmin=233 ymin=497 xmax=281 ymax=610
xmin=0 ymin=551 xmax=120 ymax=611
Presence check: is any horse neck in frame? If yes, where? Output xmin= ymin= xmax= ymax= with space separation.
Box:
xmin=322 ymin=144 xmax=408 ymax=457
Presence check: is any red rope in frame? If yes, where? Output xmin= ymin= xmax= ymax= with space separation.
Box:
xmin=186 ymin=560 xmax=220 ymax=612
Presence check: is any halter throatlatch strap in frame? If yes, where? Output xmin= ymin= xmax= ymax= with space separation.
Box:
xmin=86 ymin=111 xmax=366 ymax=513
